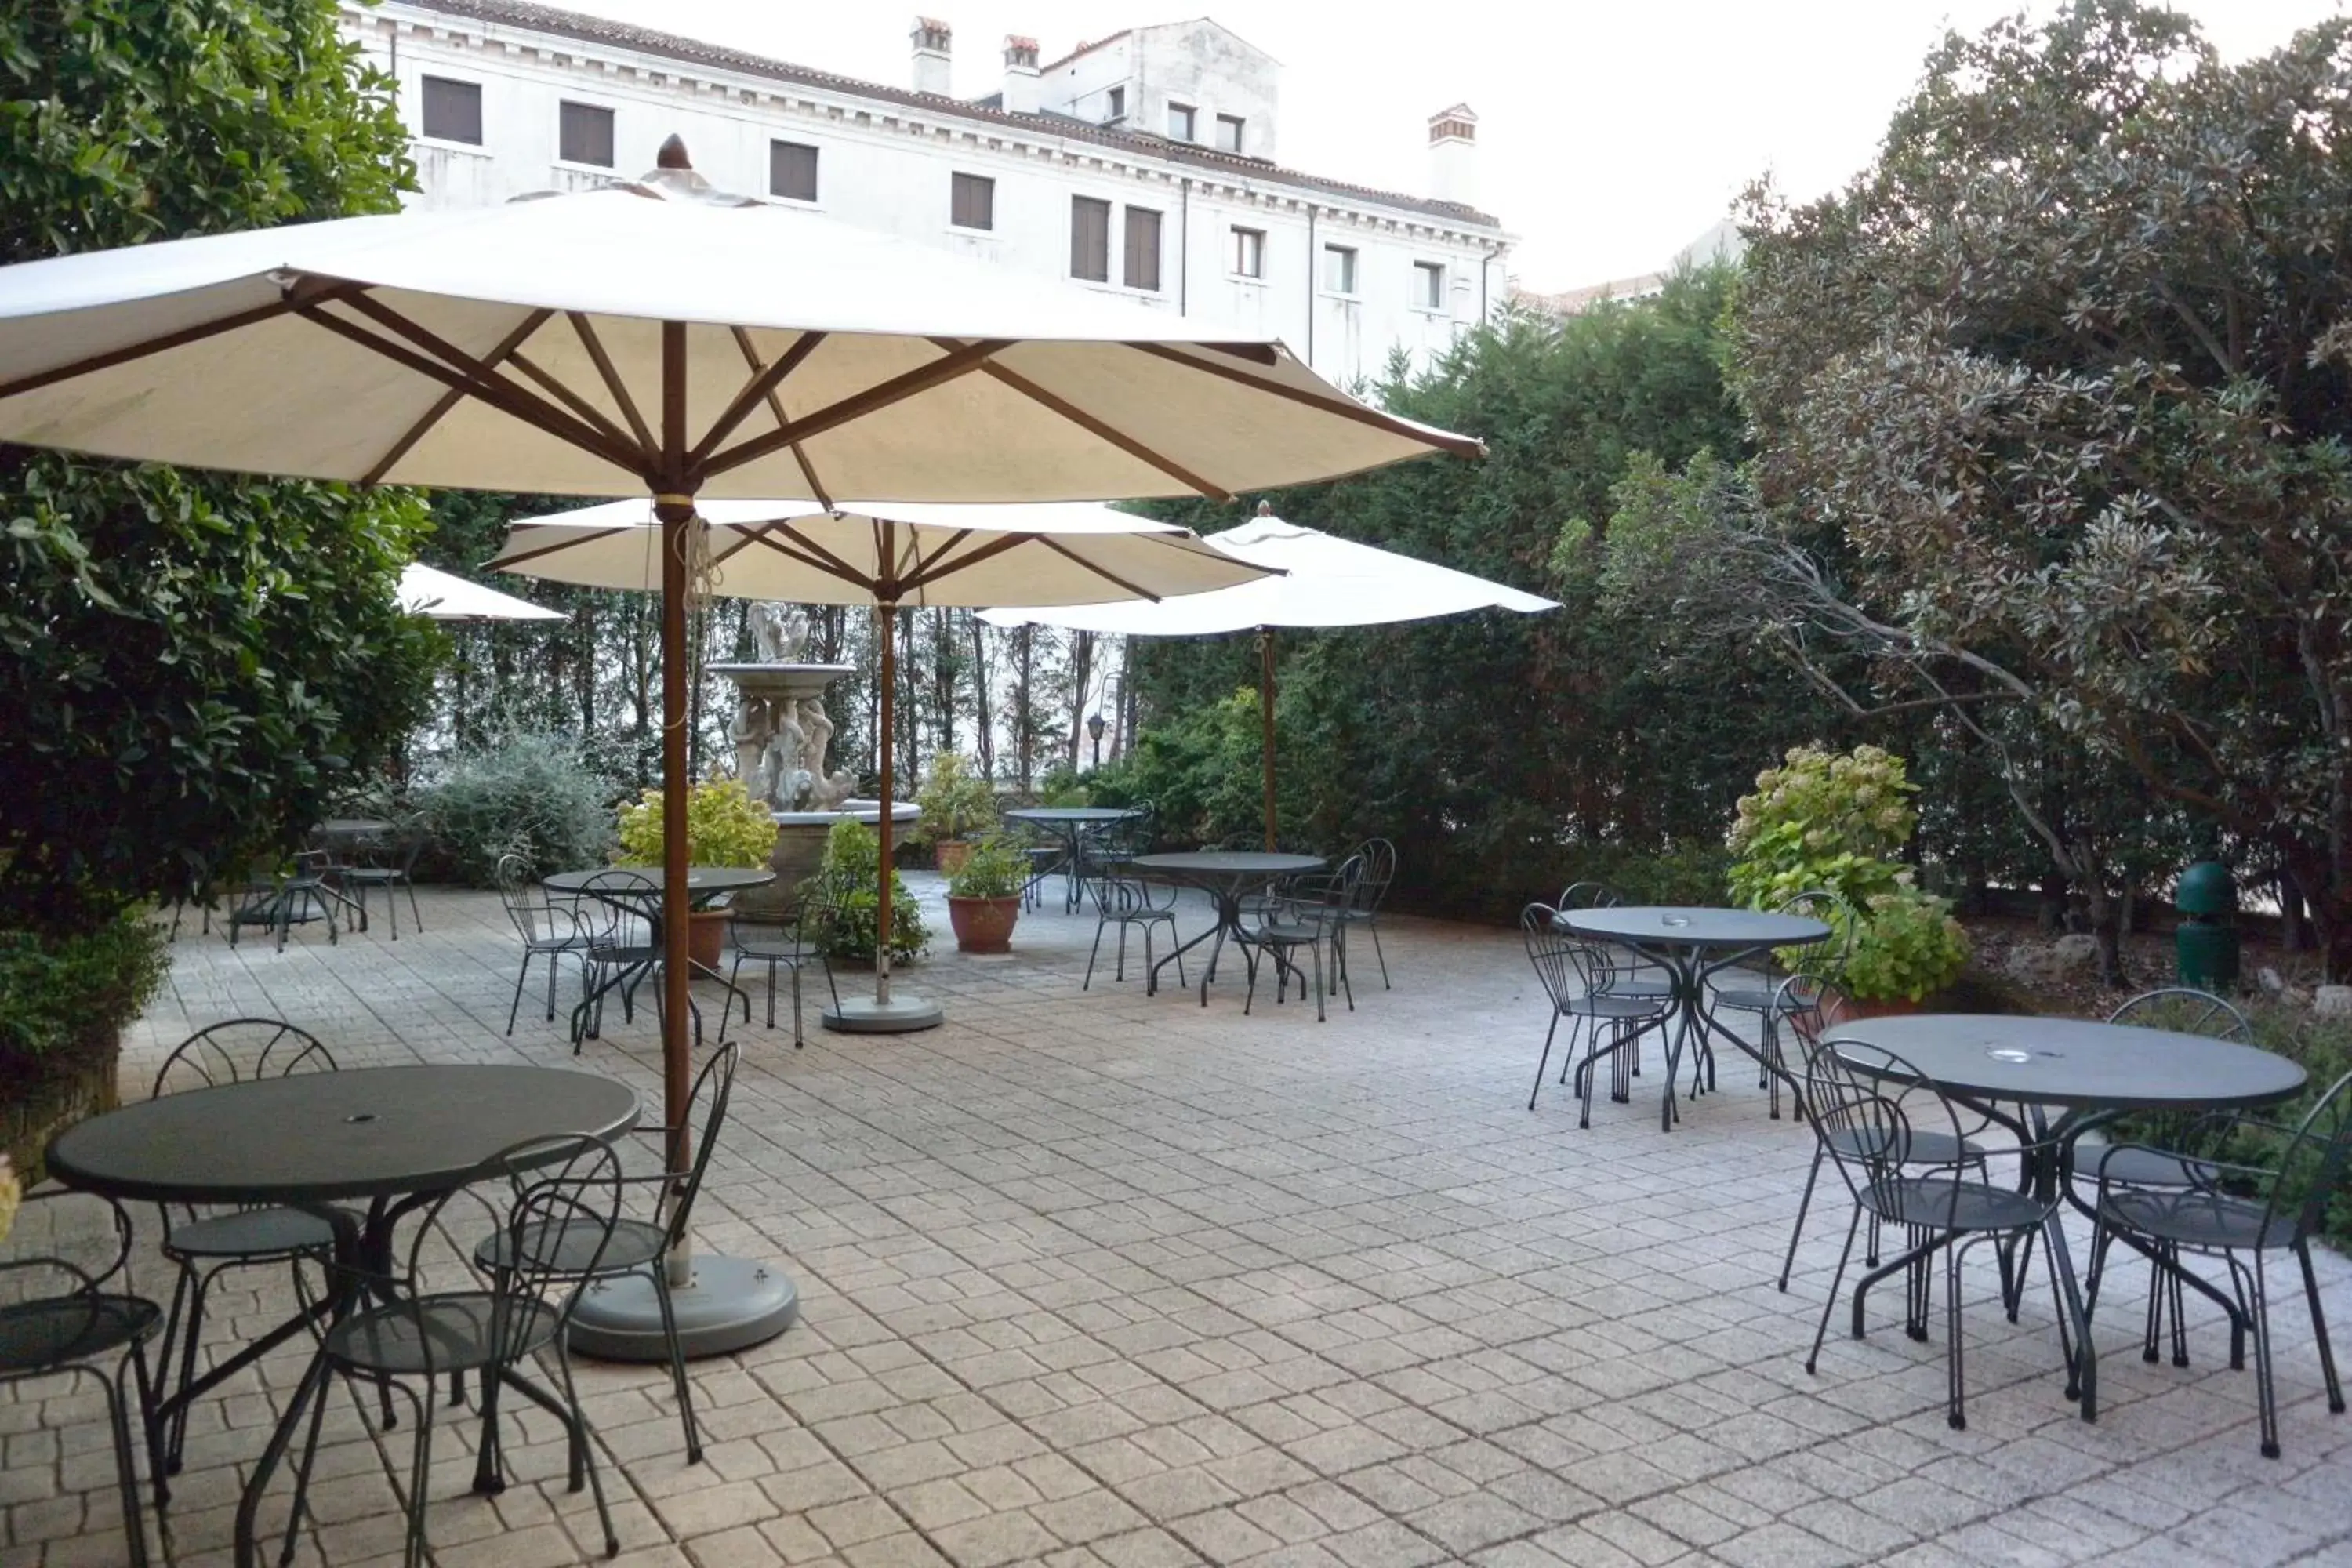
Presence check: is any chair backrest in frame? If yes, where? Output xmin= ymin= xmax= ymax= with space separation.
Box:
xmin=2106 ymin=987 xmax=2252 ymax=1041
xmin=1521 ymin=902 xmax=1625 ymax=1011
xmin=1082 ymin=866 xmax=1155 ymax=916
xmin=1773 ymin=888 xmax=1854 ymax=974
xmin=494 ymin=1134 xmax=623 ymax=1360
xmin=2238 ymin=1068 xmax=2352 ymax=1247
xmin=153 ymin=1018 xmax=335 ymax=1100
xmin=1556 ymin=881 xmax=1622 ymax=912
xmin=497 ymin=854 xmax=557 ymax=942
xmin=0 ymin=1188 xmax=136 ymax=1318
xmin=653 ymin=1040 xmax=740 ymax=1250
xmin=1106 ymin=802 xmax=1156 ymax=858
xmin=577 ymin=869 xmax=660 ymax=945
xmin=1351 ymin=839 xmax=1397 ymax=912
xmin=1767 ymin=971 xmax=1849 ymax=1101
xmin=1276 ymin=856 xmax=1362 ymax=930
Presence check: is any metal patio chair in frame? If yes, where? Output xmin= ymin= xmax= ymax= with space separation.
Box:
xmin=0 ymin=1187 xmax=162 ymax=1567
xmin=1082 ymin=864 xmax=1183 ymax=991
xmin=1523 ymin=902 xmax=1671 ymax=1123
xmin=1242 ymin=857 xmax=1362 ymax=1022
xmin=1335 ymin=837 xmax=1397 ymax=990
xmin=2089 ymin=1067 xmax=2352 ymax=1457
xmin=1802 ymin=1036 xmax=2069 ymax=1432
xmin=497 ymin=854 xmax=593 ymax=1034
xmin=339 ymin=829 xmax=426 ymax=939
xmin=473 ymin=1042 xmax=740 ymax=1469
xmin=724 ymin=906 xmax=812 ymax=1047
xmin=1712 ymin=888 xmax=1850 ymax=1119
xmin=2076 ymin=988 xmax=2253 ymax=1369
xmin=147 ymin=1019 xmax=343 ymax=1497
xmin=225 ymin=850 xmax=340 ymax=953
xmin=281 ymin=1135 xmax=624 ymax=1568
xmin=1556 ymin=880 xmax=1673 ymax=1023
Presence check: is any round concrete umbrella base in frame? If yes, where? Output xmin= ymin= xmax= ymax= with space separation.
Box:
xmin=822 ymin=993 xmax=945 ymax=1033
xmin=568 ymin=1255 xmax=798 ymax=1360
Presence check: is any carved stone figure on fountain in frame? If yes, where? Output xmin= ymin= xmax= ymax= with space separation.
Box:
xmin=750 ymin=602 xmax=810 ymax=663
xmin=729 ymin=696 xmax=766 ymax=793
xmin=800 ymin=697 xmax=855 ymax=812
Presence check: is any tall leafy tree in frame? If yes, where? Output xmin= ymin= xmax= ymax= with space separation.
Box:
xmin=0 ymin=0 xmax=439 ymax=932
xmin=1728 ymin=0 xmax=2352 ymax=974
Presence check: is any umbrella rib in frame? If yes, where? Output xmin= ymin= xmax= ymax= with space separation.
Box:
xmin=361 ymin=309 xmax=553 ymax=485
xmin=701 ymin=339 xmax=1011 ymax=478
xmin=300 ymin=299 xmax=644 ymax=474
xmin=907 ymin=527 xmax=975 ymax=585
xmin=0 ymin=281 xmax=365 ymax=403
xmin=695 ymin=329 xmax=828 ymax=470
xmin=491 ymin=524 xmax=639 ymax=572
xmin=506 ymin=348 xmax=643 ymax=456
xmin=567 ymin=312 xmax=655 ymax=452
xmin=930 ymin=341 xmax=1230 ymax=502
xmin=1127 ymin=343 xmax=1486 ymax=458
xmin=745 ymin=524 xmax=873 ymax=591
xmin=727 ymin=328 xmax=834 ymax=508
xmin=900 ymin=531 xmax=1031 ymax=594
xmin=1030 ymin=535 xmax=1166 ymax=603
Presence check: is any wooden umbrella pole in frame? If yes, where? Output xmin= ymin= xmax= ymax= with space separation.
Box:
xmin=874 ymin=600 xmax=898 ymax=1004
xmin=656 ymin=320 xmax=695 ymax=1187
xmin=1258 ymin=626 xmax=1278 ymax=852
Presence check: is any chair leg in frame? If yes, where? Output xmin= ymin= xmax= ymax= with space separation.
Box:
xmin=1083 ymin=919 xmax=1106 ymax=991
xmin=404 ymin=878 xmax=423 ymax=934
xmin=280 ymin=1354 xmax=336 ymax=1568
xmin=1310 ymin=940 xmax=1326 ymax=1023
xmin=95 ymin=1353 xmax=151 ymax=1568
xmin=1369 ymin=916 xmax=1389 ymax=989
xmin=1808 ymin=1206 xmax=1864 ymax=1374
xmin=651 ymin=1266 xmax=704 ymax=1464
xmin=2298 ymin=1241 xmax=2347 ymax=1414
xmin=165 ymin=1267 xmax=218 ymax=1476
xmin=791 ymin=963 xmax=804 ymax=1049
xmin=1778 ymin=1147 xmax=1825 ymax=1293
xmin=1946 ymin=1239 xmax=1969 ymax=1430
xmin=2241 ymin=1253 xmax=2281 ymax=1458
xmin=1529 ymin=1012 xmax=1560 ymax=1111
xmin=404 ymin=1377 xmax=438 ymax=1568
xmin=553 ymin=1346 xmax=619 ymax=1556
xmin=507 ymin=954 xmax=532 ymax=1035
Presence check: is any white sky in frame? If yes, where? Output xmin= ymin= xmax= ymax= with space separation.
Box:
xmin=556 ymin=0 xmax=2342 ymax=292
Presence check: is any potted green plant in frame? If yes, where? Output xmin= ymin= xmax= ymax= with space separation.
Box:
xmin=615 ymin=776 xmax=778 ymax=968
xmin=913 ymin=753 xmax=998 ymax=876
xmin=800 ymin=818 xmax=928 ymax=967
xmin=946 ymin=835 xmax=1027 ymax=953
xmin=1828 ymin=881 xmax=1973 ymax=1018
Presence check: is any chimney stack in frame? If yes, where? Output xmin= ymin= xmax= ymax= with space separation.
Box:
xmin=1001 ymin=35 xmax=1040 ymax=114
xmin=1428 ymin=104 xmax=1478 ymax=207
xmin=911 ymin=16 xmax=953 ymax=96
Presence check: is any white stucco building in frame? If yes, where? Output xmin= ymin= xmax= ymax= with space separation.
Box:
xmin=340 ymin=1 xmax=1512 ymax=385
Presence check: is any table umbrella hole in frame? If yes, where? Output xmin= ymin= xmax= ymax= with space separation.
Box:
xmin=343 ymin=1112 xmax=379 ymax=1123
xmin=1986 ymin=1049 xmax=2033 ymax=1063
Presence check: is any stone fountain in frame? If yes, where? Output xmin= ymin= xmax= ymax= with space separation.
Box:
xmin=713 ymin=604 xmax=917 ymax=915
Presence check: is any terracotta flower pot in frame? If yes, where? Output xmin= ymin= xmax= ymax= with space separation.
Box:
xmin=947 ymin=895 xmax=1019 ymax=953
xmin=687 ymin=908 xmax=730 ymax=970
xmin=935 ymin=839 xmax=975 ymax=877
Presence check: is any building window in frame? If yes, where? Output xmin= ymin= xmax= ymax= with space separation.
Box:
xmin=1415 ymin=261 xmax=1446 ymax=310
xmin=1167 ymin=102 xmax=1195 ymax=142
xmin=1071 ymin=197 xmax=1110 ymax=281
xmin=1216 ymin=114 xmax=1245 ymax=154
xmin=1322 ymin=243 xmax=1358 ymax=295
xmin=558 ymin=100 xmax=614 ymax=167
xmin=1229 ymin=227 xmax=1265 ymax=278
xmin=1124 ymin=206 xmax=1162 ymax=291
xmin=1105 ymin=85 xmax=1126 ymax=122
xmin=951 ymin=172 xmax=994 ymax=230
xmin=420 ymin=76 xmax=482 ymax=145
xmin=769 ymin=140 xmax=818 ymax=202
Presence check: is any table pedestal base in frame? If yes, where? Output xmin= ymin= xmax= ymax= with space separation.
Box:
xmin=822 ymin=993 xmax=944 ymax=1033
xmin=569 ymin=1255 xmax=799 ymax=1360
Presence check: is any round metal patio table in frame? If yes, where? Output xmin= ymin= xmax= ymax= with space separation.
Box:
xmin=545 ymin=866 xmax=775 ymax=1045
xmin=48 ymin=1065 xmax=640 ymax=1559
xmin=1129 ymin=851 xmax=1325 ymax=1005
xmin=1824 ymin=1013 xmax=2306 ymax=1425
xmin=1559 ymin=906 xmax=1831 ymax=1132
xmin=1004 ymin=806 xmax=1143 ymax=913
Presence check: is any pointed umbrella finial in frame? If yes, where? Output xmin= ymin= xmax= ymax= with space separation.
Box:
xmin=658 ymin=134 xmax=692 ymax=169
xmin=1254 ymin=499 xmax=1273 ymax=516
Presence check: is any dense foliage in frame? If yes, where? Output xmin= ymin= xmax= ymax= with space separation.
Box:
xmin=1727 ymin=745 xmax=1917 ymax=909
xmin=0 ymin=0 xmax=434 ymax=935
xmin=617 ymin=778 xmax=776 ymax=869
xmin=946 ymin=836 xmax=1028 ymax=902
xmin=913 ymin=753 xmax=999 ymax=844
xmin=1116 ymin=268 xmax=1822 ymax=917
xmin=0 ymin=913 xmax=169 ymax=1075
xmin=1720 ymin=0 xmax=2352 ymax=975
xmin=802 ymin=819 xmax=927 ymax=964
xmin=413 ymin=731 xmax=616 ymax=884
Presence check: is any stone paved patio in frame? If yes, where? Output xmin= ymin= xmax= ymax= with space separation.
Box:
xmin=6 ymin=876 xmax=2350 ymax=1567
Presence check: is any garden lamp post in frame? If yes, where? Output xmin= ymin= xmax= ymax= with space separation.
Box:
xmin=1088 ymin=711 xmax=1105 ymax=768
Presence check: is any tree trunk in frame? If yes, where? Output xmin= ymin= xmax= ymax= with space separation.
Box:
xmin=1066 ymin=630 xmax=1094 ymax=770
xmin=969 ymin=615 xmax=994 ymax=778
xmin=2038 ymin=868 xmax=2068 ymax=934
xmin=1012 ymin=626 xmax=1036 ymax=792
xmin=2281 ymin=871 xmax=2309 ymax=953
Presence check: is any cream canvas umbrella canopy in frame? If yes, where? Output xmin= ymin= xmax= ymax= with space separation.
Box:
xmin=0 ymin=138 xmax=1475 ymax=1370
xmin=983 ymin=509 xmax=1558 ymax=846
xmin=397 ymin=561 xmax=565 ymax=621
xmin=493 ymin=497 xmax=1275 ymax=1031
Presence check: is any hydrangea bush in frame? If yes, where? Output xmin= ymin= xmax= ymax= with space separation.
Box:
xmin=1727 ymin=743 xmax=1918 ymax=909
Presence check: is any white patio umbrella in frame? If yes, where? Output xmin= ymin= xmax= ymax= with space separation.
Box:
xmin=492 ymin=497 xmax=1276 ymax=1031
xmin=397 ymin=561 xmax=564 ymax=621
xmin=0 ymin=139 xmax=1476 ymax=1363
xmin=983 ymin=506 xmax=1559 ymax=846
